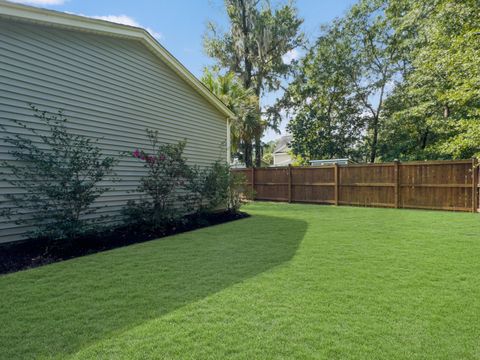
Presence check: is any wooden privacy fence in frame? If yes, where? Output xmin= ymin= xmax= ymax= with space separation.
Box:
xmin=233 ymin=159 xmax=479 ymax=212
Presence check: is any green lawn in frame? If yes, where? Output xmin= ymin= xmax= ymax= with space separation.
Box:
xmin=1 ymin=203 xmax=480 ymax=359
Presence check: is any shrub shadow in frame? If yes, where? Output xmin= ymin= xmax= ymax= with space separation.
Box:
xmin=0 ymin=214 xmax=307 ymax=359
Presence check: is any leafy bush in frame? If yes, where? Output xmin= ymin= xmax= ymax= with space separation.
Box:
xmin=124 ymin=128 xmax=247 ymax=232
xmin=0 ymin=105 xmax=117 ymax=240
xmin=183 ymin=160 xmax=230 ymax=214
xmin=227 ymin=170 xmax=250 ymax=212
xmin=123 ymin=129 xmax=190 ymax=231
xmin=185 ymin=161 xmax=249 ymax=214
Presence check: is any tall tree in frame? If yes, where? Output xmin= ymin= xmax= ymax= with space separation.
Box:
xmin=342 ymin=0 xmax=403 ymax=162
xmin=280 ymin=22 xmax=364 ymax=162
xmin=381 ymin=0 xmax=480 ymax=159
xmin=278 ymin=0 xmax=401 ymax=163
xmin=377 ymin=82 xmax=441 ymax=161
xmin=204 ymin=0 xmax=303 ymax=167
xmin=201 ymin=68 xmax=258 ymax=163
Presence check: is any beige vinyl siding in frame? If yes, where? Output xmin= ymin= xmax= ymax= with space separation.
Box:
xmin=0 ymin=18 xmax=227 ymax=243
xmin=273 ymin=153 xmax=293 ymax=166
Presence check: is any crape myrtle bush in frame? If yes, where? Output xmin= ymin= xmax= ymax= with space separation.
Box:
xmin=123 ymin=129 xmax=246 ymax=232
xmin=0 ymin=106 xmax=118 ymax=240
xmin=122 ymin=130 xmax=191 ymax=231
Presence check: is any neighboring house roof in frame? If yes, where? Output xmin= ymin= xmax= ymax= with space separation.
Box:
xmin=0 ymin=1 xmax=235 ymax=120
xmin=273 ymin=135 xmax=292 ymax=154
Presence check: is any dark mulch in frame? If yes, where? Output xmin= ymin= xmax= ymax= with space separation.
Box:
xmin=0 ymin=211 xmax=249 ymax=275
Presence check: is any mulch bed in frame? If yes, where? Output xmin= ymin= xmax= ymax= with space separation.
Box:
xmin=0 ymin=211 xmax=249 ymax=275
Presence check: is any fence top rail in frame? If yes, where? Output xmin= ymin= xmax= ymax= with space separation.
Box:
xmin=232 ymin=158 xmax=475 ymax=171
xmin=256 ymin=167 xmax=289 ymax=170
xmin=338 ymin=163 xmax=395 ymax=167
xmin=294 ymin=165 xmax=336 ymax=169
xmin=399 ymin=159 xmax=473 ymax=166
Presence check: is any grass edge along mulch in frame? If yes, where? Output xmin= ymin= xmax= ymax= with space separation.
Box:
xmin=0 ymin=210 xmax=248 ymax=275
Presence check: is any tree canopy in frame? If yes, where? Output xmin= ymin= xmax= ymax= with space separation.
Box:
xmin=276 ymin=0 xmax=480 ymax=163
xmin=204 ymin=0 xmax=304 ymax=167
xmin=283 ymin=21 xmax=364 ymax=162
xmin=380 ymin=0 xmax=480 ymax=160
xmin=201 ymin=68 xmax=258 ymax=163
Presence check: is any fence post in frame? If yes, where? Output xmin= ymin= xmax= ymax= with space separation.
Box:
xmin=334 ymin=163 xmax=339 ymax=206
xmin=288 ymin=164 xmax=292 ymax=203
xmin=251 ymin=167 xmax=255 ymax=200
xmin=472 ymin=158 xmax=478 ymax=213
xmin=394 ymin=160 xmax=400 ymax=208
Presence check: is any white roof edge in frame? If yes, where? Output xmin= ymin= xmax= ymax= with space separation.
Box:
xmin=0 ymin=1 xmax=235 ymax=120
xmin=310 ymin=159 xmax=350 ymax=162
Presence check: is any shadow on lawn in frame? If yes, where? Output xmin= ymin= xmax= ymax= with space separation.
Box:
xmin=0 ymin=214 xmax=307 ymax=359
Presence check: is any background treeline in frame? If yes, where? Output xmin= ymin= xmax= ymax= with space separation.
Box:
xmin=205 ymin=0 xmax=479 ymax=164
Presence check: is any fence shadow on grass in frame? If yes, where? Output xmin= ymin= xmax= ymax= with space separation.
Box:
xmin=0 ymin=214 xmax=307 ymax=359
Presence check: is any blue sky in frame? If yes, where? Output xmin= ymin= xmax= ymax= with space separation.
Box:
xmin=9 ymin=0 xmax=357 ymax=140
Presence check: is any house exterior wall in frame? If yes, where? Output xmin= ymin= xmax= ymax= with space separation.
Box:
xmin=0 ymin=18 xmax=228 ymax=243
xmin=273 ymin=152 xmax=293 ymax=166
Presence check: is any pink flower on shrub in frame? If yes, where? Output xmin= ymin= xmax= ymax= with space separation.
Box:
xmin=146 ymin=155 xmax=155 ymax=164
xmin=133 ymin=149 xmax=141 ymax=158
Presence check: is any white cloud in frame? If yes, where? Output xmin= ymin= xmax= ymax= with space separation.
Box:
xmin=8 ymin=0 xmax=65 ymax=5
xmin=8 ymin=1 xmax=163 ymax=41
xmin=90 ymin=15 xmax=162 ymax=40
xmin=91 ymin=15 xmax=139 ymax=27
xmin=282 ymin=48 xmax=300 ymax=64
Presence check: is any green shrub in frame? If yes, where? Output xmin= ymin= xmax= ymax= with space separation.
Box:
xmin=0 ymin=105 xmax=118 ymax=240
xmin=227 ymin=170 xmax=250 ymax=212
xmin=123 ymin=129 xmax=190 ymax=231
xmin=124 ymin=128 xmax=248 ymax=232
xmin=184 ymin=160 xmax=230 ymax=214
xmin=185 ymin=161 xmax=249 ymax=214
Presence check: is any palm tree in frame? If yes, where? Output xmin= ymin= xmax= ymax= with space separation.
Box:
xmin=202 ymin=69 xmax=259 ymax=167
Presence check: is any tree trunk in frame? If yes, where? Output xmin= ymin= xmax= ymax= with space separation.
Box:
xmin=368 ymin=82 xmax=385 ymax=164
xmin=369 ymin=115 xmax=379 ymax=163
xmin=238 ymin=0 xmax=255 ymax=169
xmin=420 ymin=128 xmax=429 ymax=150
xmin=254 ymin=134 xmax=262 ymax=167
xmin=444 ymin=104 xmax=450 ymax=118
xmin=244 ymin=141 xmax=253 ymax=167
xmin=253 ymin=84 xmax=263 ymax=168
xmin=239 ymin=0 xmax=253 ymax=90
